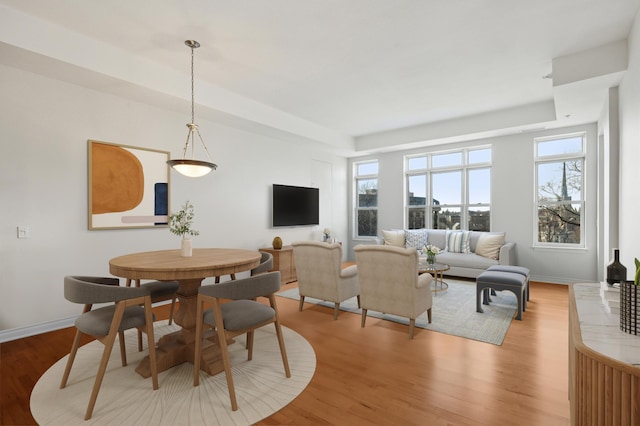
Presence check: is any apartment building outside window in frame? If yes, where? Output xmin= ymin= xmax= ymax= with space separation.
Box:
xmin=406 ymin=147 xmax=491 ymax=230
xmin=355 ymin=160 xmax=378 ymax=237
xmin=534 ymin=133 xmax=585 ymax=247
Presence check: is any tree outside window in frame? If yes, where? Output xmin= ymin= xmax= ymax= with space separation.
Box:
xmin=535 ymin=134 xmax=585 ymax=246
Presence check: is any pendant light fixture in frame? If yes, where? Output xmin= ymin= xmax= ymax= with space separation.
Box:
xmin=167 ymin=40 xmax=217 ymax=177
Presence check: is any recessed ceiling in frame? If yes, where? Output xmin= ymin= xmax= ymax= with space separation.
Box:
xmin=0 ymin=0 xmax=638 ymax=155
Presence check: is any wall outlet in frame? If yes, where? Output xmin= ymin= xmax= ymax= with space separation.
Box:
xmin=17 ymin=226 xmax=30 ymax=239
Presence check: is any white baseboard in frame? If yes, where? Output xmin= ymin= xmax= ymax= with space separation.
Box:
xmin=0 ymin=299 xmax=175 ymax=343
xmin=0 ymin=317 xmax=77 ymax=343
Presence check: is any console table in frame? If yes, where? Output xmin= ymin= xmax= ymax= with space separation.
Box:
xmin=569 ymin=283 xmax=640 ymax=425
xmin=259 ymin=245 xmax=297 ymax=284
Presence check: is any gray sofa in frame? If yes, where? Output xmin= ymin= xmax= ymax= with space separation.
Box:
xmin=378 ymin=229 xmax=516 ymax=278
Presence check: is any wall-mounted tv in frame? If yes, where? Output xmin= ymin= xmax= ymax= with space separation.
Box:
xmin=272 ymin=184 xmax=319 ymax=227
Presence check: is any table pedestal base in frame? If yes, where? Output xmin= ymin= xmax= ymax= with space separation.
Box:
xmin=135 ymin=330 xmax=227 ymax=378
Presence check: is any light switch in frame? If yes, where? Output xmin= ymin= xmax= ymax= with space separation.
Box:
xmin=17 ymin=226 xmax=30 ymax=239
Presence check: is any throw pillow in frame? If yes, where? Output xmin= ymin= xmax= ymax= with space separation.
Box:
xmin=475 ymin=232 xmax=505 ymax=260
xmin=405 ymin=229 xmax=429 ymax=249
xmin=445 ymin=230 xmax=471 ymax=253
xmin=382 ymin=229 xmax=406 ymax=247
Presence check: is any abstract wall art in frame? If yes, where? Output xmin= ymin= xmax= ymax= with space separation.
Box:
xmin=88 ymin=140 xmax=169 ymax=230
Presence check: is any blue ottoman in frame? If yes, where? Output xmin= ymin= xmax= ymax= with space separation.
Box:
xmin=476 ymin=271 xmax=526 ymax=320
xmin=487 ymin=265 xmax=531 ymax=301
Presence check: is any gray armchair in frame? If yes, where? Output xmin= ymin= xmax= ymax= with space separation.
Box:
xmin=291 ymin=241 xmax=359 ymax=320
xmin=354 ymin=245 xmax=433 ymax=339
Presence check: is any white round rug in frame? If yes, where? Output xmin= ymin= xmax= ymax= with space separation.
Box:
xmin=31 ymin=320 xmax=315 ymax=425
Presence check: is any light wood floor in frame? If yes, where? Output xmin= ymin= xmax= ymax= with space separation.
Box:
xmin=1 ymin=280 xmax=570 ymax=425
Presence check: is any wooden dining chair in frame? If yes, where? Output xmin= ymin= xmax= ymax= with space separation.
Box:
xmin=193 ymin=271 xmax=290 ymax=411
xmin=251 ymin=251 xmax=274 ymax=276
xmin=126 ymin=278 xmax=179 ymax=351
xmin=60 ymin=276 xmax=159 ymax=420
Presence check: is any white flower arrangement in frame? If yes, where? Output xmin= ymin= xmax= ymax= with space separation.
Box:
xmin=169 ymin=200 xmax=200 ymax=238
xmin=323 ymin=228 xmax=331 ymax=241
xmin=421 ymin=244 xmax=440 ymax=257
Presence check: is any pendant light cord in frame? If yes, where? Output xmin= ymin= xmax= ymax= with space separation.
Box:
xmin=190 ymin=44 xmax=195 ymax=124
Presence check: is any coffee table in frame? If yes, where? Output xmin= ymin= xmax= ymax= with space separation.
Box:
xmin=418 ymin=260 xmax=450 ymax=292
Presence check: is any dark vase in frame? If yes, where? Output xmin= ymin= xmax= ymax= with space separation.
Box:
xmin=620 ymin=280 xmax=639 ymax=335
xmin=606 ymin=249 xmax=627 ymax=286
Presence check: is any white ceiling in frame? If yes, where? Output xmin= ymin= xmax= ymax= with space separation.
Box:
xmin=0 ymin=0 xmax=638 ymax=155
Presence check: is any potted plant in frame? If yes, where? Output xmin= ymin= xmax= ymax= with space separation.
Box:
xmin=620 ymin=257 xmax=640 ymax=335
xmin=169 ymin=200 xmax=199 ymax=257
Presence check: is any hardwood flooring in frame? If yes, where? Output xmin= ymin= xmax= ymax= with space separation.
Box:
xmin=1 ymin=280 xmax=570 ymax=425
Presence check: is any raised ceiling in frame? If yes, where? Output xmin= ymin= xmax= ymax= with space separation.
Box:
xmin=0 ymin=0 xmax=638 ymax=155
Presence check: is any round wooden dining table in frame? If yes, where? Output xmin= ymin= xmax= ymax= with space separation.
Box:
xmin=109 ymin=248 xmax=261 ymax=377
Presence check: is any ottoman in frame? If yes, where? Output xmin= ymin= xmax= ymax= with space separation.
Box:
xmin=476 ymin=271 xmax=526 ymax=320
xmin=487 ymin=265 xmax=531 ymax=301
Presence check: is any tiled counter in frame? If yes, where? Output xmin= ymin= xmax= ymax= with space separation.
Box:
xmin=569 ymin=283 xmax=640 ymax=425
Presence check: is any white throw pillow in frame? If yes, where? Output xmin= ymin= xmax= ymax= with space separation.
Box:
xmin=404 ymin=229 xmax=429 ymax=249
xmin=475 ymin=232 xmax=505 ymax=260
xmin=445 ymin=230 xmax=470 ymax=253
xmin=382 ymin=229 xmax=406 ymax=247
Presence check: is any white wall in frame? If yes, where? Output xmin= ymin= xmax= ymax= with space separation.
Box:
xmin=348 ymin=123 xmax=599 ymax=284
xmin=0 ymin=64 xmax=348 ymax=334
xmin=618 ymin=8 xmax=640 ymax=276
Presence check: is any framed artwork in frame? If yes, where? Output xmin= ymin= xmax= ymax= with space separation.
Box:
xmin=88 ymin=140 xmax=170 ymax=230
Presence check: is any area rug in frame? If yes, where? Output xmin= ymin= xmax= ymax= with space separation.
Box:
xmin=30 ymin=320 xmax=315 ymax=425
xmin=278 ymin=279 xmax=517 ymax=345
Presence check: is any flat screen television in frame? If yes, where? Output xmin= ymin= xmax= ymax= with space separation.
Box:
xmin=272 ymin=184 xmax=319 ymax=227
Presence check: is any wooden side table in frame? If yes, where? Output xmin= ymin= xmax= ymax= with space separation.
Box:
xmin=259 ymin=245 xmax=297 ymax=284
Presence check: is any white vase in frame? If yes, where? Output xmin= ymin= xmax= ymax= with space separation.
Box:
xmin=181 ymin=237 xmax=192 ymax=257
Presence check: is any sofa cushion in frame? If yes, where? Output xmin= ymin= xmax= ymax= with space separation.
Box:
xmin=445 ymin=230 xmax=470 ymax=253
xmin=436 ymin=251 xmax=498 ymax=270
xmin=475 ymin=232 xmax=505 ymax=260
xmin=405 ymin=229 xmax=429 ymax=249
xmin=426 ymin=229 xmax=446 ymax=250
xmin=382 ymin=229 xmax=406 ymax=247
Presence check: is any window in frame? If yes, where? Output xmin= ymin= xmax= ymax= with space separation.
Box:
xmin=355 ymin=161 xmax=378 ymax=237
xmin=534 ymin=134 xmax=585 ymax=247
xmin=406 ymin=147 xmax=491 ymax=230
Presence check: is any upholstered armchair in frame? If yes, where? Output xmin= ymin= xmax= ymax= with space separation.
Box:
xmin=354 ymin=244 xmax=433 ymax=339
xmin=291 ymin=241 xmax=359 ymax=319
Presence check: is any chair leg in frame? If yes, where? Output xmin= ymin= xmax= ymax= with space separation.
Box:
xmin=333 ymin=303 xmax=340 ymax=320
xmin=212 ymin=303 xmax=238 ymax=411
xmin=85 ymin=320 xmax=121 ymax=420
xmin=273 ymin=323 xmax=291 ymax=378
xmin=356 ymin=295 xmax=361 ymax=308
xmin=298 ymin=296 xmax=305 ymax=312
xmin=60 ymin=329 xmax=83 ymax=388
xmin=119 ymin=331 xmax=127 ymax=366
xmin=143 ymin=299 xmax=159 ymax=391
xmin=269 ymin=295 xmax=291 ymax=378
xmin=246 ymin=331 xmax=254 ymax=361
xmin=427 ymin=307 xmax=432 ymax=323
xmin=409 ymin=319 xmax=416 ymax=340
xmin=361 ymin=309 xmax=368 ymax=327
xmin=137 ymin=330 xmax=144 ymax=352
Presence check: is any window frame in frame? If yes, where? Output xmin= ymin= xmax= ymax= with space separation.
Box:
xmin=405 ymin=146 xmax=491 ymax=231
xmin=533 ymin=132 xmax=586 ymax=249
xmin=354 ymin=160 xmax=379 ymax=239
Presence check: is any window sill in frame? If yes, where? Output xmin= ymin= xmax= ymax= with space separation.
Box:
xmin=531 ymin=245 xmax=587 ymax=252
